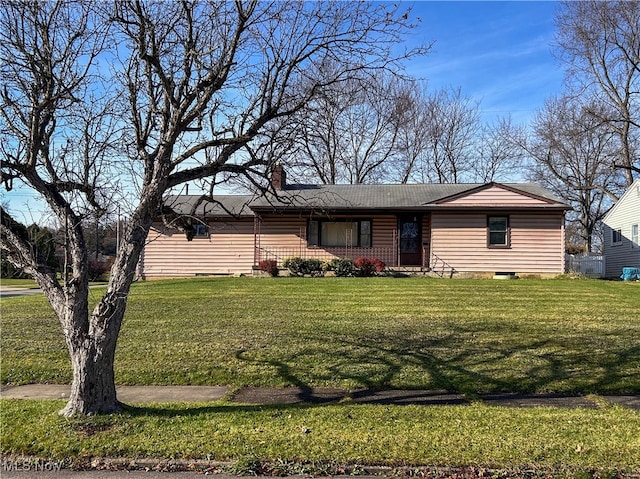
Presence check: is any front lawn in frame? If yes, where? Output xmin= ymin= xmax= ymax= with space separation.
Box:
xmin=2 ymin=277 xmax=639 ymax=473
xmin=2 ymin=399 xmax=639 ymax=472
xmin=2 ymin=277 xmax=639 ymax=394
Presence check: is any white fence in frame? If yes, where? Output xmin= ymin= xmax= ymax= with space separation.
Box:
xmin=566 ymin=254 xmax=605 ymax=278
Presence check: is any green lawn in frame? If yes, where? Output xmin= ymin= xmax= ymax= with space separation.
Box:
xmin=2 ymin=277 xmax=639 ymax=394
xmin=2 ymin=277 xmax=640 ymax=473
xmin=2 ymin=399 xmax=638 ymax=472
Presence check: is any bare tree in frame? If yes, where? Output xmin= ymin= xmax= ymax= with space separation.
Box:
xmin=392 ymin=79 xmax=431 ymax=184
xmin=555 ymin=0 xmax=640 ymax=185
xmin=0 ymin=0 xmax=424 ymax=416
xmin=415 ymin=87 xmax=481 ymax=184
xmin=281 ymin=71 xmax=418 ymax=185
xmin=473 ymin=116 xmax=525 ymax=183
xmin=518 ymin=96 xmax=625 ymax=252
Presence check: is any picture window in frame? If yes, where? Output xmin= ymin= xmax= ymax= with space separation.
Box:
xmin=308 ymin=219 xmax=371 ymax=247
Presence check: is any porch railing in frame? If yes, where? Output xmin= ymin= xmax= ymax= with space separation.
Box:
xmin=256 ymin=246 xmax=398 ymax=267
xmin=429 ymin=252 xmax=456 ymax=278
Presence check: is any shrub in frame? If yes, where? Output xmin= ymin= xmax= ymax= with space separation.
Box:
xmin=283 ymin=257 xmax=323 ymax=276
xmin=304 ymin=258 xmax=323 ymax=276
xmin=354 ymin=257 xmax=386 ymax=277
xmin=324 ymin=258 xmax=356 ymax=277
xmin=258 ymin=259 xmax=279 ymax=277
xmin=283 ymin=257 xmax=304 ymax=276
xmin=88 ymin=259 xmax=111 ymax=281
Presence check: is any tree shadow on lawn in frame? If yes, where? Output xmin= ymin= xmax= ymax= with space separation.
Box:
xmin=113 ymin=321 xmax=640 ymax=417
xmin=114 ymin=335 xmax=640 ymax=418
xmin=233 ymin=325 xmax=640 ymax=398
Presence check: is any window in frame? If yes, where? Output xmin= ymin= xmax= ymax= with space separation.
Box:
xmin=193 ymin=224 xmax=208 ymax=237
xmin=307 ymin=219 xmax=371 ymax=247
xmin=488 ymin=216 xmax=509 ymax=248
xmin=360 ymin=220 xmax=372 ymax=248
xmin=632 ymin=224 xmax=639 ymax=249
xmin=612 ymin=228 xmax=623 ymax=245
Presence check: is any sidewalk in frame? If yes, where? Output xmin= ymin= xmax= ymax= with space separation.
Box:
xmin=2 ymin=384 xmax=639 ymax=409
xmin=0 ymin=284 xmax=108 ymax=298
xmin=0 ymin=285 xmax=44 ymax=298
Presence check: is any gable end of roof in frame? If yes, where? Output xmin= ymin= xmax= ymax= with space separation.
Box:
xmin=430 ymin=182 xmax=568 ymax=207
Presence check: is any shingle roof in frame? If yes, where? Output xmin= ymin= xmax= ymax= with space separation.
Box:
xmin=251 ymin=182 xmax=568 ymax=211
xmin=163 ymin=183 xmax=569 ymax=217
xmin=163 ymin=194 xmax=255 ymax=217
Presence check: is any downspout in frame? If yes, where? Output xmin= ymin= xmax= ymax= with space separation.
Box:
xmin=561 ymin=213 xmax=566 ymax=274
xmin=253 ymin=214 xmax=262 ymax=268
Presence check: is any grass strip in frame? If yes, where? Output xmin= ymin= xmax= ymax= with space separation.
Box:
xmin=0 ymin=278 xmax=39 ymax=288
xmin=2 ymin=399 xmax=639 ymax=472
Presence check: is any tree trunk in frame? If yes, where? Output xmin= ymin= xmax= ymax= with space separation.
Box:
xmin=57 ymin=196 xmax=158 ymax=416
xmin=60 ymin=335 xmax=121 ymax=416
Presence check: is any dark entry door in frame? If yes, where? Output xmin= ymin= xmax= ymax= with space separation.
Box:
xmin=398 ymin=215 xmax=422 ymax=266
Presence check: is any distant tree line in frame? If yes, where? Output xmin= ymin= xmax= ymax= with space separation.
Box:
xmin=1 ymin=217 xmax=120 ymax=279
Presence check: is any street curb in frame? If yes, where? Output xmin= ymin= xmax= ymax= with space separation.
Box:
xmin=3 ymin=456 xmax=639 ymax=478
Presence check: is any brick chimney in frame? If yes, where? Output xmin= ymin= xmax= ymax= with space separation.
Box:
xmin=271 ymin=163 xmax=286 ymax=190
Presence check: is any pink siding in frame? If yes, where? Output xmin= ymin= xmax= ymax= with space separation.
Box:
xmin=440 ymin=186 xmax=552 ymax=206
xmin=430 ymin=212 xmax=565 ymax=274
xmin=143 ymin=209 xmax=565 ymax=276
xmin=142 ymin=220 xmax=255 ymax=277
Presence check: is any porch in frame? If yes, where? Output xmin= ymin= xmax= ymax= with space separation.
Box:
xmin=253 ymin=214 xmax=439 ymax=271
xmin=254 ymin=245 xmax=455 ymax=277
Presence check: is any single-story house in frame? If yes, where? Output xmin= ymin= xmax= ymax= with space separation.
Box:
xmin=603 ymin=179 xmax=640 ymax=278
xmin=141 ymin=167 xmax=571 ymax=278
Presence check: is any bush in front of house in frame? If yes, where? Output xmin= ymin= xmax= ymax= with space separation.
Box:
xmin=283 ymin=257 xmax=304 ymax=276
xmin=354 ymin=257 xmax=386 ymax=277
xmin=323 ymin=258 xmax=356 ymax=277
xmin=88 ymin=259 xmax=112 ymax=281
xmin=283 ymin=257 xmax=323 ymax=276
xmin=258 ymin=259 xmax=279 ymax=277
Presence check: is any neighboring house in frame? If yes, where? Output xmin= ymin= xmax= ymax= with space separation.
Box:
xmin=141 ymin=167 xmax=570 ymax=278
xmin=603 ymin=179 xmax=640 ymax=278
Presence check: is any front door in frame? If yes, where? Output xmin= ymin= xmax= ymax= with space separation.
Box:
xmin=398 ymin=215 xmax=422 ymax=266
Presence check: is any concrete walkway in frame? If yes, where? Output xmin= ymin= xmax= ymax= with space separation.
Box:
xmin=0 ymin=284 xmax=108 ymax=298
xmin=0 ymin=286 xmax=45 ymax=298
xmin=2 ymin=384 xmax=639 ymax=409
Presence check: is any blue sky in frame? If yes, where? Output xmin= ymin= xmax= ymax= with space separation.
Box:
xmin=4 ymin=1 xmax=565 ymax=222
xmin=405 ymin=1 xmax=564 ymax=124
